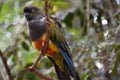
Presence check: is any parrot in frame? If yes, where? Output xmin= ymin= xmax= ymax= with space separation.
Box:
xmin=24 ymin=6 xmax=80 ymax=80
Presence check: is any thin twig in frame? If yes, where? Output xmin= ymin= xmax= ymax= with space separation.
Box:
xmin=0 ymin=50 xmax=14 ymax=80
xmin=28 ymin=54 xmax=54 ymax=80
xmin=86 ymin=0 xmax=90 ymax=33
xmin=28 ymin=53 xmax=44 ymax=72
xmin=30 ymin=68 xmax=54 ymax=80
xmin=0 ymin=68 xmax=6 ymax=80
xmin=42 ymin=0 xmax=51 ymax=55
xmin=4 ymin=26 xmax=25 ymax=57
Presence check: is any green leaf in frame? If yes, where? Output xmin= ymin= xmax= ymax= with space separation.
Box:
xmin=22 ymin=41 xmax=29 ymax=51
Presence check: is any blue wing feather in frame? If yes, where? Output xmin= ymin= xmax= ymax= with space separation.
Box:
xmin=55 ymin=42 xmax=77 ymax=79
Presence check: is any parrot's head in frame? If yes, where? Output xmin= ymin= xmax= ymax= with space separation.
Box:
xmin=24 ymin=6 xmax=44 ymax=21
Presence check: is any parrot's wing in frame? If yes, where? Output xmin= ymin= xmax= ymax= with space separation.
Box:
xmin=49 ymin=18 xmax=77 ymax=78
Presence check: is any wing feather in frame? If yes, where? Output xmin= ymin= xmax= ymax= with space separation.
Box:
xmin=49 ymin=18 xmax=77 ymax=79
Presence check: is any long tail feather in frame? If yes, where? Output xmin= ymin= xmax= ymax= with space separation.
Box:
xmin=59 ymin=48 xmax=80 ymax=80
xmin=75 ymin=72 xmax=80 ymax=80
xmin=48 ymin=57 xmax=71 ymax=80
xmin=54 ymin=63 xmax=71 ymax=80
xmin=64 ymin=60 xmax=80 ymax=80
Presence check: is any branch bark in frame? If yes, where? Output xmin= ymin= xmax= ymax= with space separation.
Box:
xmin=0 ymin=68 xmax=6 ymax=80
xmin=0 ymin=50 xmax=14 ymax=80
xmin=86 ymin=0 xmax=90 ymax=33
xmin=42 ymin=0 xmax=51 ymax=54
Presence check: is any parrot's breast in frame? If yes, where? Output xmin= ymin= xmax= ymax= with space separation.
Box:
xmin=31 ymin=34 xmax=58 ymax=55
xmin=31 ymin=33 xmax=64 ymax=71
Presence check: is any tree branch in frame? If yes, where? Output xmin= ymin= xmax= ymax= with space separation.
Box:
xmin=0 ymin=50 xmax=14 ymax=80
xmin=42 ymin=0 xmax=51 ymax=55
xmin=29 ymin=67 xmax=54 ymax=80
xmin=4 ymin=26 xmax=24 ymax=57
xmin=86 ymin=0 xmax=90 ymax=33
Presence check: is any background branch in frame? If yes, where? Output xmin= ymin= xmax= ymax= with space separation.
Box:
xmin=86 ymin=0 xmax=90 ymax=33
xmin=0 ymin=50 xmax=14 ymax=80
xmin=0 ymin=68 xmax=6 ymax=80
xmin=4 ymin=26 xmax=25 ymax=57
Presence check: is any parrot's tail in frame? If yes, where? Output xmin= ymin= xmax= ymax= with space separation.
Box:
xmin=54 ymin=63 xmax=71 ymax=80
xmin=54 ymin=62 xmax=80 ymax=80
xmin=75 ymin=71 xmax=80 ymax=80
xmin=48 ymin=57 xmax=80 ymax=80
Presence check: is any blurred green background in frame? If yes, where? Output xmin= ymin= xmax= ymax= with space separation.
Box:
xmin=0 ymin=0 xmax=120 ymax=80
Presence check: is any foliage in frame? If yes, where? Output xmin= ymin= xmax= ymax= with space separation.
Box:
xmin=0 ymin=0 xmax=120 ymax=80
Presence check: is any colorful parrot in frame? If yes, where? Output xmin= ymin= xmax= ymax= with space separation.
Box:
xmin=24 ymin=6 xmax=80 ymax=80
